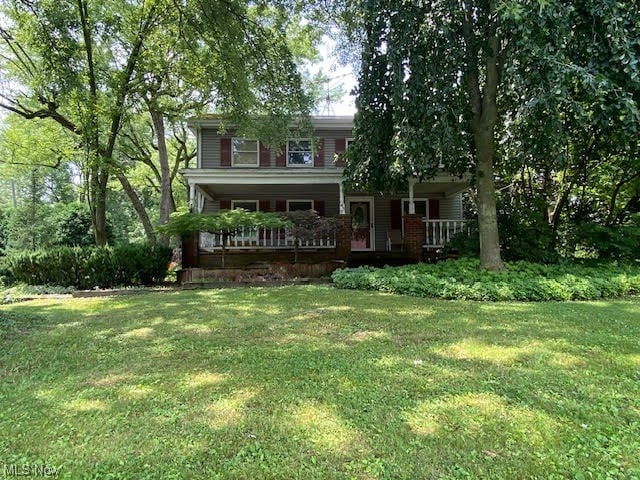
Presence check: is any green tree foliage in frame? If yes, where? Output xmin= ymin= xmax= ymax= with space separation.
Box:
xmin=160 ymin=208 xmax=291 ymax=267
xmin=285 ymin=209 xmax=337 ymax=262
xmin=0 ymin=0 xmax=317 ymax=245
xmin=346 ymin=0 xmax=506 ymax=270
xmin=498 ymin=0 xmax=640 ymax=258
xmin=160 ymin=209 xmax=291 ymax=238
xmin=343 ymin=0 xmax=639 ymax=268
xmin=49 ymin=202 xmax=95 ymax=247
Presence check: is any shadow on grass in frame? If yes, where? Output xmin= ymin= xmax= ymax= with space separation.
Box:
xmin=1 ymin=286 xmax=639 ymax=478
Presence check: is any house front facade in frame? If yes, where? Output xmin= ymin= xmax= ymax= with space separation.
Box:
xmin=181 ymin=116 xmax=468 ymax=268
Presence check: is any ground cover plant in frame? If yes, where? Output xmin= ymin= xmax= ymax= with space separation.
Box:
xmin=332 ymin=259 xmax=640 ymax=301
xmin=1 ymin=287 xmax=639 ymax=478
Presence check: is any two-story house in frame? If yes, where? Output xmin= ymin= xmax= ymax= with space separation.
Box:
xmin=181 ymin=116 xmax=468 ymax=268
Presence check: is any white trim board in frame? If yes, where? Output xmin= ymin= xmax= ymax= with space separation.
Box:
xmin=183 ymin=168 xmax=343 ymax=185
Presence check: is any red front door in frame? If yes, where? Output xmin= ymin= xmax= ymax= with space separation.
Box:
xmin=349 ymin=200 xmax=373 ymax=250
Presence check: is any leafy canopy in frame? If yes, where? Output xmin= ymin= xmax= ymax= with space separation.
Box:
xmin=159 ymin=209 xmax=291 ymax=237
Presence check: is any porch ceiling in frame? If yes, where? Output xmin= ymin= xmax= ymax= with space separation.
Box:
xmin=197 ymin=183 xmax=340 ymax=198
xmin=414 ymin=180 xmax=469 ymax=197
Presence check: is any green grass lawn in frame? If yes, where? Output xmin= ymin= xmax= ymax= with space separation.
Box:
xmin=1 ymin=287 xmax=639 ymax=479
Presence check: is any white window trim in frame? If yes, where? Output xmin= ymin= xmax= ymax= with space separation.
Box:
xmin=286 ymin=138 xmax=314 ymax=167
xmin=231 ymin=200 xmax=259 ymax=211
xmin=286 ymin=199 xmax=315 ymax=212
xmin=401 ymin=198 xmax=429 ymax=218
xmin=231 ymin=138 xmax=259 ymax=167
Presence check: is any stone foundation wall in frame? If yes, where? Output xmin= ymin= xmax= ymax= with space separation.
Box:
xmin=178 ymin=260 xmax=346 ymax=284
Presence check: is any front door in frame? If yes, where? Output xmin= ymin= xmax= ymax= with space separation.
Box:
xmin=348 ymin=198 xmax=375 ymax=251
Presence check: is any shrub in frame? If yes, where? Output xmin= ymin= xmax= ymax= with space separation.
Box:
xmin=446 ymin=214 xmax=559 ymax=264
xmin=0 ymin=256 xmax=15 ymax=286
xmin=7 ymin=243 xmax=172 ymax=289
xmin=331 ymin=258 xmax=640 ymax=302
xmin=569 ymin=219 xmax=640 ymax=261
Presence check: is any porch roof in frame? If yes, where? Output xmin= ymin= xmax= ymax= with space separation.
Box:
xmin=182 ymin=168 xmax=344 ymax=186
xmin=182 ymin=168 xmax=470 ymax=197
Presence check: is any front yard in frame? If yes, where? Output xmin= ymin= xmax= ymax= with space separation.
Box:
xmin=1 ymin=286 xmax=639 ymax=479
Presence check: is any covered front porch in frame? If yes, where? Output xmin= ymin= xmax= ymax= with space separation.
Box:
xmin=180 ymin=168 xmax=469 ymax=267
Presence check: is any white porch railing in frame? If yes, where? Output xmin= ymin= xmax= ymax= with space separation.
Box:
xmin=423 ymin=219 xmax=467 ymax=248
xmin=199 ymin=227 xmax=336 ymax=251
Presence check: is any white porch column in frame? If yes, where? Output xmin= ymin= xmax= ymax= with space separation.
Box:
xmin=408 ymin=177 xmax=416 ymax=214
xmin=189 ymin=182 xmax=196 ymax=212
xmin=339 ymin=181 xmax=346 ymax=214
xmin=196 ymin=191 xmax=205 ymax=213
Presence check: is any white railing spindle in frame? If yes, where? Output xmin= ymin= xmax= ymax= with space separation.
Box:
xmin=199 ymin=225 xmax=336 ymax=251
xmin=421 ymin=219 xmax=467 ymax=248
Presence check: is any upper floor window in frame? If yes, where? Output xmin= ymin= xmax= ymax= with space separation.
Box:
xmin=346 ymin=138 xmax=354 ymax=150
xmin=232 ymin=138 xmax=259 ymax=167
xmin=287 ymin=139 xmax=313 ymax=166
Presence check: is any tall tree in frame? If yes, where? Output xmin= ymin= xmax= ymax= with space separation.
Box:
xmin=344 ymin=0 xmax=639 ymax=270
xmin=0 ymin=0 xmax=316 ymax=245
xmin=500 ymin=0 xmax=640 ymax=235
xmin=0 ymin=0 xmax=166 ymax=244
xmin=346 ymin=0 xmax=505 ymax=270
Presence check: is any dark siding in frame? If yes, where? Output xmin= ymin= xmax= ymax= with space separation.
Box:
xmin=201 ymin=185 xmax=340 ymax=217
xmin=275 ymin=145 xmax=286 ymax=167
xmin=198 ymin=127 xmax=352 ymax=170
xmin=259 ymin=142 xmax=271 ymax=167
xmin=220 ymin=138 xmax=231 ymax=167
xmin=201 ymin=129 xmax=221 ymax=168
xmin=429 ymin=199 xmax=441 ymax=219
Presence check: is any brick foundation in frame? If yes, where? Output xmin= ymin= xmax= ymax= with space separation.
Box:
xmin=335 ymin=214 xmax=352 ymax=261
xmin=404 ymin=214 xmax=425 ymax=262
xmin=181 ymin=232 xmax=199 ymax=268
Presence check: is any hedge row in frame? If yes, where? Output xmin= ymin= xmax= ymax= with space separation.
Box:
xmin=331 ymin=259 xmax=640 ymax=301
xmin=7 ymin=244 xmax=173 ymax=289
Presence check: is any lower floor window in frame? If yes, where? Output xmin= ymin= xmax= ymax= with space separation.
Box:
xmin=402 ymin=199 xmax=427 ymax=216
xmin=287 ymin=200 xmax=314 ymax=212
xmin=231 ymin=200 xmax=258 ymax=212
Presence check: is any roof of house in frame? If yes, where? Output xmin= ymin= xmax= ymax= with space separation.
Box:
xmin=187 ymin=115 xmax=354 ymax=130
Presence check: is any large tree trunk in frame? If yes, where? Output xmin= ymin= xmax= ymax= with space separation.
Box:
xmin=89 ymin=166 xmax=109 ymax=246
xmin=117 ymin=172 xmax=156 ymax=242
xmin=150 ymin=108 xmax=173 ymax=246
xmin=474 ymin=129 xmax=504 ymax=271
xmin=462 ymin=5 xmax=505 ymax=271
